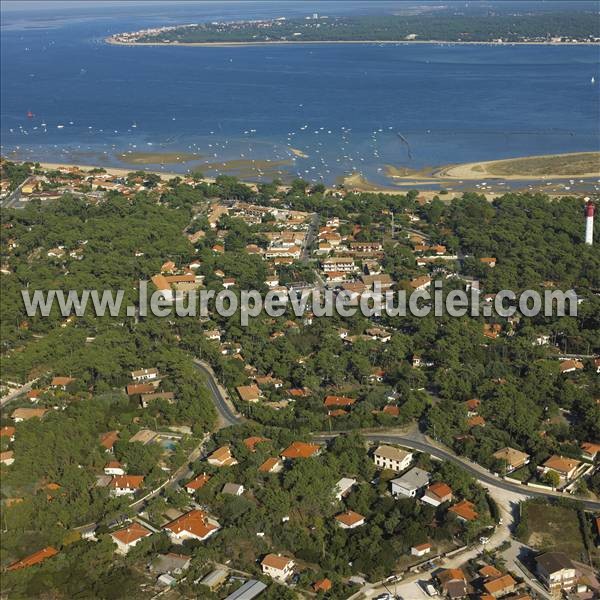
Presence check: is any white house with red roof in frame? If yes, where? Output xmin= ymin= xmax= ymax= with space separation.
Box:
xmin=110 ymin=522 xmax=152 ymax=555
xmin=163 ymin=509 xmax=220 ymax=543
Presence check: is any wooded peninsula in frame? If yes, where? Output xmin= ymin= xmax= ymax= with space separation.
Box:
xmin=109 ymin=13 xmax=600 ymax=46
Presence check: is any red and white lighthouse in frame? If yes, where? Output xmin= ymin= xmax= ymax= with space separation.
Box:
xmin=585 ymin=199 xmax=595 ymax=245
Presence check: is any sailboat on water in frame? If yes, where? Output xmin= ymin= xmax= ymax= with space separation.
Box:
xmin=592 ymin=76 xmax=596 ymax=84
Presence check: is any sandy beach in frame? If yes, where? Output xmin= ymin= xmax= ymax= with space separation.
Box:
xmin=434 ymin=152 xmax=600 ymax=180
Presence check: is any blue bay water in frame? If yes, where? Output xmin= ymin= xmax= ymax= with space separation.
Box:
xmin=1 ymin=1 xmax=599 ymax=185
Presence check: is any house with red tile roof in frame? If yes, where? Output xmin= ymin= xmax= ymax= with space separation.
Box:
xmin=110 ymin=522 xmax=152 ymax=555
xmin=7 ymin=547 xmax=59 ymax=571
xmin=411 ymin=542 xmax=432 ymax=557
xmin=449 ymin=499 xmax=479 ymax=522
xmin=467 ymin=415 xmax=486 ymax=428
xmin=313 ymin=578 xmax=332 ymax=592
xmin=0 ymin=426 xmax=15 ymax=442
xmin=164 ymin=509 xmax=220 ymax=543
xmin=259 ymin=457 xmax=283 ymax=473
xmin=323 ymin=395 xmax=355 ymax=408
xmin=108 ymin=475 xmax=144 ymax=496
xmin=422 ymin=482 xmax=453 ymax=507
xmin=281 ymin=441 xmax=320 ymax=460
xmin=581 ymin=441 xmax=600 ymax=461
xmin=559 ymin=359 xmax=584 ymax=374
xmin=335 ymin=510 xmax=365 ymax=529
xmin=126 ymin=383 xmax=155 ymax=396
xmin=207 ymin=445 xmax=238 ymax=467
xmin=0 ymin=450 xmax=15 ymax=466
xmin=99 ymin=430 xmax=119 ymax=452
xmin=261 ymin=554 xmax=295 ymax=581
xmin=479 ymin=565 xmax=503 ymax=580
xmin=243 ymin=436 xmax=270 ymax=452
xmin=50 ymin=376 xmax=76 ymax=390
xmin=236 ymin=384 xmax=261 ymax=403
xmin=538 ymin=455 xmax=581 ymax=481
xmin=483 ymin=574 xmax=516 ymax=597
xmin=184 ymin=473 xmax=211 ymax=494
xmin=464 ymin=398 xmax=481 ymax=416
xmin=437 ymin=568 xmax=467 ymax=599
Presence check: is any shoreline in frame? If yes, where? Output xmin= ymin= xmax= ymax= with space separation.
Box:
xmin=106 ymin=37 xmax=600 ymax=48
xmin=12 ymin=150 xmax=598 ymax=197
xmin=432 ymin=151 xmax=600 ymax=181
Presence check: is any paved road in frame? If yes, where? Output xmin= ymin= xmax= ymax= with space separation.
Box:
xmin=193 ymin=362 xmax=600 ymax=511
xmin=192 ymin=359 xmax=243 ymax=428
xmin=301 ymin=212 xmax=320 ymax=263
xmin=314 ymin=429 xmax=600 ymax=511
xmin=0 ymin=378 xmax=40 ymax=410
xmin=191 ymin=357 xmax=600 ymax=511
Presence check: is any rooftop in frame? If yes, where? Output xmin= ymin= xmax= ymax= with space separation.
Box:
xmin=281 ymin=441 xmax=320 ymax=459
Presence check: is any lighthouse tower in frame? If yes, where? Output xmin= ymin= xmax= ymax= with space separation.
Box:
xmin=585 ymin=200 xmax=595 ymax=245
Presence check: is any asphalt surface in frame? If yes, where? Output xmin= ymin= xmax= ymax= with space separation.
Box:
xmin=316 ymin=431 xmax=600 ymax=512
xmin=193 ymin=359 xmax=242 ymax=427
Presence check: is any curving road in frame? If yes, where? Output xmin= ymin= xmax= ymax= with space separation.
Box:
xmin=193 ymin=359 xmax=243 ymax=428
xmin=195 ymin=361 xmax=600 ymax=511
xmin=316 ymin=430 xmax=600 ymax=511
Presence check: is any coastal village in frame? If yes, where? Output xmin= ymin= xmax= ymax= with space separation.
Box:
xmin=0 ymin=160 xmax=599 ymax=600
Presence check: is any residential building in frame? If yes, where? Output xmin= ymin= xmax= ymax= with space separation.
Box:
xmin=422 ymin=482 xmax=453 ymax=507
xmin=110 ymin=523 xmax=152 ymax=555
xmin=313 ymin=578 xmax=333 ymax=593
xmin=335 ymin=510 xmax=365 ymax=529
xmin=324 ymin=395 xmax=355 ymax=408
xmin=0 ymin=426 xmax=15 ymax=442
xmin=483 ymin=575 xmax=517 ymax=598
xmin=559 ymin=359 xmax=584 ymax=374
xmin=464 ymin=398 xmax=481 ymax=416
xmin=390 ymin=467 xmax=430 ymax=498
xmin=131 ymin=368 xmax=159 ymax=382
xmin=449 ymin=499 xmax=479 ymax=522
xmin=104 ymin=461 xmax=125 ymax=476
xmin=184 ymin=473 xmax=211 ymax=494
xmin=207 ymin=445 xmax=238 ymax=467
xmin=261 ymin=554 xmax=295 ymax=582
xmin=50 ymin=376 xmax=75 ymax=389
xmin=108 ymin=475 xmax=144 ymax=496
xmin=581 ymin=441 xmax=600 ymax=461
xmin=535 ymin=552 xmax=576 ymax=596
xmin=7 ymin=547 xmax=59 ymax=571
xmin=126 ymin=383 xmax=155 ymax=396
xmin=411 ymin=542 xmax=432 ymax=557
xmin=373 ymin=445 xmax=413 ymax=472
xmin=11 ymin=408 xmax=48 ymax=422
xmin=258 ymin=457 xmax=283 ymax=473
xmin=222 ymin=483 xmax=244 ymax=496
xmin=480 ymin=257 xmax=497 ymax=267
xmin=538 ymin=455 xmax=581 ymax=481
xmin=164 ymin=509 xmax=220 ymax=543
xmin=281 ymin=441 xmax=320 ymax=459
xmin=199 ymin=568 xmax=228 ymax=591
xmin=0 ymin=451 xmax=15 ymax=466
xmin=236 ymin=384 xmax=261 ymax=403
xmin=334 ymin=477 xmax=356 ymax=501
xmin=243 ymin=436 xmax=270 ymax=452
xmin=322 ymin=257 xmax=355 ymax=273
xmin=437 ymin=568 xmax=468 ymax=599
xmin=492 ymin=447 xmax=531 ymax=472
xmin=99 ymin=430 xmax=119 ymax=452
